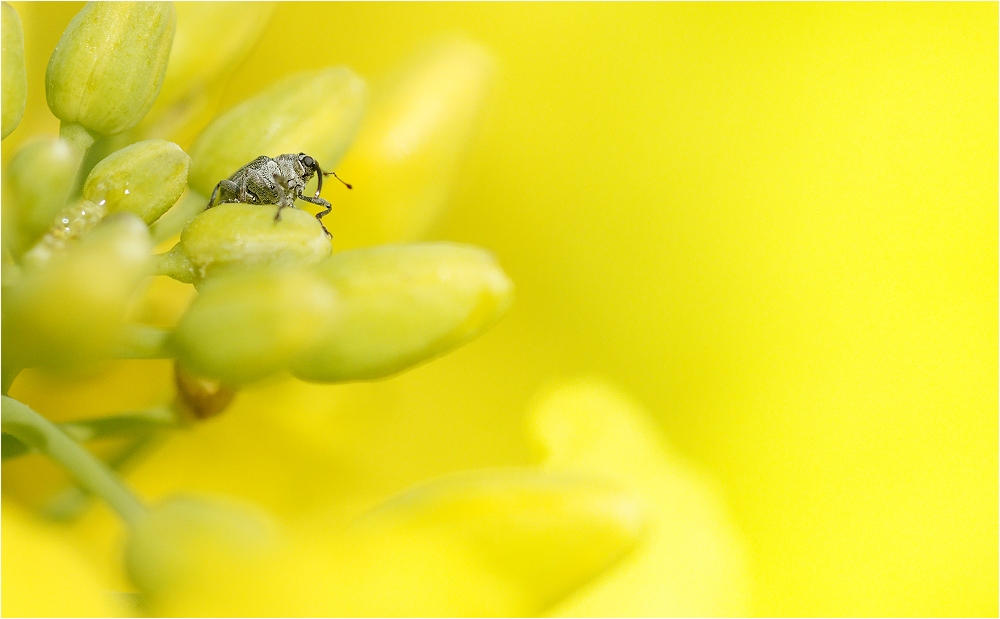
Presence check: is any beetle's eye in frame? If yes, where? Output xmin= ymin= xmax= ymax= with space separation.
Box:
xmin=302 ymin=156 xmax=314 ymax=167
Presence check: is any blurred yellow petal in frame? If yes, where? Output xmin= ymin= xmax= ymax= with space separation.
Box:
xmin=527 ymin=379 xmax=750 ymax=617
xmin=2 ymin=500 xmax=129 ymax=617
xmin=335 ymin=39 xmax=495 ymax=249
xmin=136 ymin=3 xmax=275 ymax=146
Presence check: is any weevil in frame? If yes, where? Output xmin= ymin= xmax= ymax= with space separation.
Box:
xmin=206 ymin=153 xmax=351 ymax=238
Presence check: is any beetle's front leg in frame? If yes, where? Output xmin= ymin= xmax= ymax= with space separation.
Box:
xmin=299 ymin=195 xmax=333 ymax=238
xmin=271 ymin=172 xmax=293 ymax=223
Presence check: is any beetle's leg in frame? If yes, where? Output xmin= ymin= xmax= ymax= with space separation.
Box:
xmin=299 ymin=195 xmax=333 ymax=238
xmin=207 ymin=180 xmax=240 ymax=209
xmin=272 ymin=172 xmax=292 ymax=223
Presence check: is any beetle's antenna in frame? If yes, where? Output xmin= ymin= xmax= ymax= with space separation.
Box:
xmin=323 ymin=170 xmax=352 ymax=190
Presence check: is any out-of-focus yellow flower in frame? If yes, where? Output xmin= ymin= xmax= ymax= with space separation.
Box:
xmin=527 ymin=380 xmax=750 ymax=616
xmin=1 ymin=2 xmax=27 ymax=139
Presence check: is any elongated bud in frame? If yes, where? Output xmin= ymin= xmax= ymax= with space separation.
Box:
xmin=3 ymin=138 xmax=85 ymax=256
xmin=291 ymin=243 xmax=513 ymax=382
xmin=2 ymin=214 xmax=152 ymax=369
xmin=188 ymin=68 xmax=366 ymax=196
xmin=2 ymin=2 xmax=26 ymax=139
xmin=83 ymin=139 xmax=190 ymax=224
xmin=335 ymin=40 xmax=494 ymax=249
xmin=155 ymin=204 xmax=331 ymax=284
xmin=171 ymin=268 xmax=338 ymax=383
xmin=342 ymin=470 xmax=643 ymax=616
xmin=46 ymin=2 xmax=175 ymax=135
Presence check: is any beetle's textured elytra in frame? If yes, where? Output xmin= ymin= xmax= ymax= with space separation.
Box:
xmin=206 ymin=153 xmax=351 ymax=238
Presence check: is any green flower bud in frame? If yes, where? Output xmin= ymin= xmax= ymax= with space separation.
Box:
xmin=291 ymin=243 xmax=513 ymax=382
xmin=126 ymin=495 xmax=278 ymax=611
xmin=2 ymin=214 xmax=152 ymax=369
xmin=2 ymin=2 xmax=26 ymax=139
xmin=171 ymin=268 xmax=338 ymax=383
xmin=336 ymin=40 xmax=495 ymax=249
xmin=46 ymin=2 xmax=176 ymax=135
xmin=170 ymin=243 xmax=512 ymax=384
xmin=188 ymin=68 xmax=366 ymax=196
xmin=3 ymin=138 xmax=83 ymax=256
xmin=155 ymin=204 xmax=332 ymax=284
xmin=83 ymin=139 xmax=190 ymax=224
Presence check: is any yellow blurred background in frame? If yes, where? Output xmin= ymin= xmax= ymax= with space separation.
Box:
xmin=4 ymin=2 xmax=997 ymax=616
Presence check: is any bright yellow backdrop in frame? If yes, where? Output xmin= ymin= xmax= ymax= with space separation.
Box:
xmin=4 ymin=3 xmax=997 ymax=617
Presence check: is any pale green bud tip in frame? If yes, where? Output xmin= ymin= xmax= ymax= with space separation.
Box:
xmin=1 ymin=2 xmax=26 ymax=139
xmin=46 ymin=2 xmax=176 ymax=135
xmin=189 ymin=67 xmax=367 ymax=195
xmin=126 ymin=496 xmax=277 ymax=602
xmin=84 ymin=139 xmax=190 ymax=224
xmin=157 ymin=203 xmax=332 ymax=284
xmin=3 ymin=214 xmax=152 ymax=368
xmin=292 ymin=243 xmax=514 ymax=382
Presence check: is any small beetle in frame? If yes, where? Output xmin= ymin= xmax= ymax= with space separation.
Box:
xmin=206 ymin=153 xmax=351 ymax=238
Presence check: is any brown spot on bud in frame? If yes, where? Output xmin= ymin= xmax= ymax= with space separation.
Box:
xmin=174 ymin=362 xmax=237 ymax=420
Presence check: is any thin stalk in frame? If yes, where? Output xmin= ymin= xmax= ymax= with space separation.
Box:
xmin=1 ymin=396 xmax=146 ymax=527
xmin=115 ymin=325 xmax=173 ymax=359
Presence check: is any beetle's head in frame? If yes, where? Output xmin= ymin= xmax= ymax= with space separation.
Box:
xmin=297 ymin=153 xmax=320 ymax=179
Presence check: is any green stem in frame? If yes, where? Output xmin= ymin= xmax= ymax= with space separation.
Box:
xmin=1 ymin=396 xmax=146 ymax=527
xmin=150 ymin=191 xmax=207 ymax=244
xmin=115 ymin=325 xmax=173 ymax=359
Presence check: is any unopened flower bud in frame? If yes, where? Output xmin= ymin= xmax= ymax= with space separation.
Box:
xmin=46 ymin=2 xmax=175 ymax=135
xmin=155 ymin=204 xmax=331 ymax=284
xmin=171 ymin=268 xmax=338 ymax=383
xmin=125 ymin=495 xmax=278 ymax=613
xmin=83 ymin=139 xmax=190 ymax=224
xmin=291 ymin=243 xmax=513 ymax=382
xmin=188 ymin=68 xmax=366 ymax=196
xmin=2 ymin=2 xmax=26 ymax=139
xmin=336 ymin=40 xmax=495 ymax=248
xmin=174 ymin=362 xmax=238 ymax=420
xmin=2 ymin=214 xmax=152 ymax=368
xmin=4 ymin=138 xmax=85 ymax=256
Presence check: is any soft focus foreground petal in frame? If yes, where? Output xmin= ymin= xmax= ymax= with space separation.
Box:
xmin=3 ymin=214 xmax=152 ymax=369
xmin=292 ymin=243 xmax=514 ymax=381
xmin=139 ymin=472 xmax=642 ymax=617
xmin=1 ymin=2 xmax=26 ymax=139
xmin=156 ymin=203 xmax=331 ymax=284
xmin=336 ymin=469 xmax=644 ymax=616
xmin=3 ymin=137 xmax=83 ymax=256
xmin=125 ymin=495 xmax=280 ymax=617
xmin=335 ymin=39 xmax=495 ymax=249
xmin=188 ymin=68 xmax=366 ymax=196
xmin=45 ymin=2 xmax=175 ymax=135
xmin=2 ymin=500 xmax=129 ymax=617
xmin=170 ymin=268 xmax=338 ymax=383
xmin=83 ymin=139 xmax=190 ymax=224
xmin=527 ymin=379 xmax=750 ymax=617
xmin=136 ymin=3 xmax=275 ymax=146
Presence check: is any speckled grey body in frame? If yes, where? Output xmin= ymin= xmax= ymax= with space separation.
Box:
xmin=206 ymin=153 xmax=350 ymax=238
